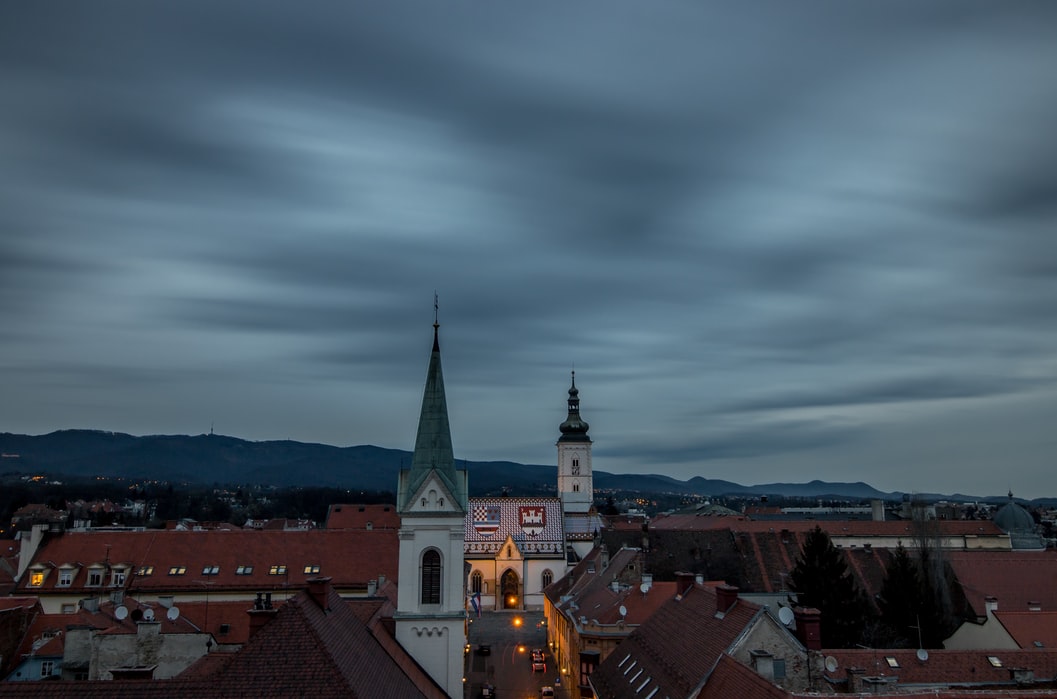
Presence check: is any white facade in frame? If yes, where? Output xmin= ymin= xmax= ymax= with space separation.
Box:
xmin=558 ymin=441 xmax=593 ymax=514
xmin=395 ymin=471 xmax=468 ymax=699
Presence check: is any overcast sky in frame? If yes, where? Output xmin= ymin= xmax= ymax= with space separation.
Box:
xmin=3 ymin=3 xmax=1057 ymax=497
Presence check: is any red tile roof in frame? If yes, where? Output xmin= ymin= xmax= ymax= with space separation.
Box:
xmin=822 ymin=647 xmax=1057 ymax=687
xmin=19 ymin=528 xmax=398 ymax=595
xmin=995 ymin=611 xmax=1057 ymax=649
xmin=701 ymin=654 xmax=788 ymax=698
xmin=948 ymin=551 xmax=1057 ymax=616
xmin=325 ymin=503 xmax=400 ymax=530
xmin=0 ymin=582 xmax=445 ymax=699
xmin=590 ymin=582 xmax=763 ymax=699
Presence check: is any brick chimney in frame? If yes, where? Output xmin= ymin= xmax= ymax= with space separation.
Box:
xmin=248 ymin=592 xmax=278 ymax=638
xmin=794 ymin=607 xmax=822 ymax=650
xmin=307 ymin=576 xmax=332 ymax=611
xmin=675 ymin=572 xmax=695 ymax=596
xmin=715 ymin=584 xmax=739 ymax=614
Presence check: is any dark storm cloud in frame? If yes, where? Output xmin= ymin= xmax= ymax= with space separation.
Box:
xmin=3 ymin=1 xmax=1057 ymax=494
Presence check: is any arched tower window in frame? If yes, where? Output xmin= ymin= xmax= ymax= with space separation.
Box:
xmin=421 ymin=550 xmax=441 ymax=605
xmin=471 ymin=570 xmax=483 ymax=594
xmin=542 ymin=569 xmax=554 ymax=589
xmin=573 ymin=483 xmax=580 ymax=492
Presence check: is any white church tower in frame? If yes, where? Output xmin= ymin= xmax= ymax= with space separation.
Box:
xmin=557 ymin=371 xmax=593 ymax=514
xmin=395 ymin=312 xmax=468 ymax=699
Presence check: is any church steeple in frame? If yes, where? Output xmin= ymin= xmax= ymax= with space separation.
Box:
xmin=398 ymin=305 xmax=466 ymax=512
xmin=558 ymin=371 xmax=591 ymax=443
xmin=557 ymin=371 xmax=593 ymax=514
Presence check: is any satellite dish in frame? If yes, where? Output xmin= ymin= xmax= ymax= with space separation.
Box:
xmin=917 ymin=648 xmax=929 ymax=662
xmin=143 ymin=608 xmax=155 ymax=621
xmin=167 ymin=606 xmax=180 ymax=621
xmin=619 ymin=605 xmax=627 ymax=618
xmin=640 ymin=583 xmax=649 ymax=594
xmin=778 ymin=606 xmax=795 ymax=626
xmin=825 ymin=656 xmax=839 ymax=673
xmin=114 ymin=605 xmax=128 ymax=621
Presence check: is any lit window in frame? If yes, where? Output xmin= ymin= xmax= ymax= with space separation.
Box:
xmin=58 ymin=569 xmax=73 ymax=586
xmin=885 ymin=657 xmax=900 ymax=668
xmin=137 ymin=566 xmax=154 ymax=576
xmin=236 ymin=565 xmax=253 ymax=575
xmin=40 ymin=660 xmax=54 ymax=678
xmin=87 ymin=569 xmax=103 ymax=586
xmin=987 ymin=656 xmax=1002 ymax=667
xmin=303 ymin=565 xmax=320 ymax=574
xmin=202 ymin=565 xmax=220 ymax=576
xmin=421 ymin=550 xmax=441 ymax=605
xmin=29 ymin=571 xmax=44 ymax=587
xmin=269 ymin=565 xmax=287 ymax=575
xmin=168 ymin=566 xmax=187 ymax=576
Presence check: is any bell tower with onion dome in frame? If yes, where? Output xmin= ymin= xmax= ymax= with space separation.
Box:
xmin=557 ymin=371 xmax=593 ymax=515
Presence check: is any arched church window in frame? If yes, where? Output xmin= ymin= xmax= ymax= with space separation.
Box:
xmin=542 ymin=569 xmax=553 ymax=588
xmin=573 ymin=483 xmax=580 ymax=492
xmin=421 ymin=550 xmax=441 ymax=604
xmin=471 ymin=570 xmax=483 ymax=594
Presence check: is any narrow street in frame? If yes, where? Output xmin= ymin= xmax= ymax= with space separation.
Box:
xmin=465 ymin=610 xmax=571 ymax=699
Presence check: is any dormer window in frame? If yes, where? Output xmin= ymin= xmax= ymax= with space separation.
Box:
xmin=87 ymin=568 xmax=104 ymax=587
xmin=29 ymin=570 xmax=45 ymax=587
xmin=202 ymin=565 xmax=220 ymax=576
xmin=58 ymin=569 xmax=74 ymax=587
xmin=111 ymin=568 xmax=127 ymax=586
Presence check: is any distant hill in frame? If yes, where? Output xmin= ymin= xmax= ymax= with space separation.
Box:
xmin=0 ymin=429 xmax=1017 ymax=503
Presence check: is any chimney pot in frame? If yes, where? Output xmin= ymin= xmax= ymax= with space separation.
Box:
xmin=307 ymin=576 xmax=332 ymax=610
xmin=675 ymin=572 xmax=695 ymax=595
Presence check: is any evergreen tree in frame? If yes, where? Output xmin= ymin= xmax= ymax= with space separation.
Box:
xmin=877 ymin=544 xmax=921 ymax=647
xmin=789 ymin=526 xmax=870 ymax=648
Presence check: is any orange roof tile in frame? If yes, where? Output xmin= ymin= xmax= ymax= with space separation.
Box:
xmin=19 ymin=528 xmax=398 ymax=595
xmin=948 ymin=551 xmax=1057 ymax=616
xmin=995 ymin=611 xmax=1057 ymax=649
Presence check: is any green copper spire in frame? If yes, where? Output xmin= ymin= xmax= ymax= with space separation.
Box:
xmin=399 ymin=309 xmax=467 ymax=511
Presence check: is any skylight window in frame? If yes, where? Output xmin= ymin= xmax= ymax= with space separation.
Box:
xmin=236 ymin=565 xmax=253 ymax=575
xmin=168 ymin=566 xmax=187 ymax=576
xmin=303 ymin=564 xmax=320 ymax=574
xmin=137 ymin=566 xmax=154 ymax=576
xmin=269 ymin=565 xmax=287 ymax=576
xmin=987 ymin=656 xmax=1002 ymax=667
xmin=885 ymin=657 xmax=900 ymax=668
xmin=202 ymin=565 xmax=220 ymax=576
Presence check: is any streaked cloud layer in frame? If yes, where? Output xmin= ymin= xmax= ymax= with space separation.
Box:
xmin=3 ymin=2 xmax=1056 ymax=495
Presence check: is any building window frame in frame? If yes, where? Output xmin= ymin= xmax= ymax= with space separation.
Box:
xmin=421 ymin=549 xmax=442 ymax=605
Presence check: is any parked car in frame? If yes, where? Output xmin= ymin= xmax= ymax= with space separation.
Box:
xmin=532 ymin=658 xmax=546 ymax=673
xmin=531 ymin=648 xmax=545 ymax=663
xmin=540 ymin=687 xmax=554 ymax=698
xmin=476 ymin=644 xmax=491 ymax=656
